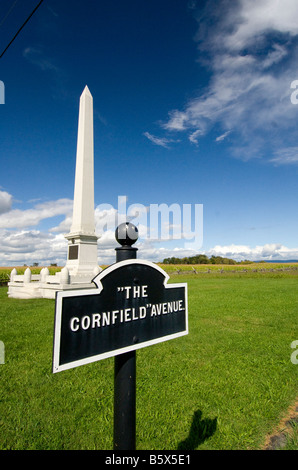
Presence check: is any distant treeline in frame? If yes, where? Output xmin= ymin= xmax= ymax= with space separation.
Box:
xmin=162 ymin=255 xmax=254 ymax=265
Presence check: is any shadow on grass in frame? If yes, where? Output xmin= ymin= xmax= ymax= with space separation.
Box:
xmin=177 ymin=410 xmax=217 ymax=450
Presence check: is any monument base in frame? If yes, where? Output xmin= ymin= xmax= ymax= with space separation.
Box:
xmin=64 ymin=232 xmax=99 ymax=279
xmin=7 ymin=282 xmax=97 ymax=300
xmin=7 ymin=265 xmax=102 ymax=300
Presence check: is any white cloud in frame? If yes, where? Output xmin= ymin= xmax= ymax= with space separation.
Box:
xmin=23 ymin=47 xmax=59 ymax=73
xmin=162 ymin=111 xmax=188 ymax=131
xmin=134 ymin=241 xmax=298 ymax=263
xmin=222 ymin=0 xmax=298 ymax=52
xmin=206 ymin=243 xmax=298 ymax=261
xmin=0 ymin=197 xmax=73 ymax=265
xmin=215 ymin=130 xmax=231 ymax=142
xmin=162 ymin=0 xmax=298 ymax=162
xmin=0 ymin=193 xmax=296 ymax=266
xmin=189 ymin=129 xmax=203 ymax=145
xmin=95 ymin=206 xmax=118 ymax=235
xmin=22 ymin=46 xmax=66 ymax=98
xmin=50 ymin=215 xmax=72 ymax=233
xmin=0 ymin=199 xmax=73 ymax=229
xmin=0 ymin=229 xmax=68 ymax=266
xmin=270 ymin=147 xmax=298 ymax=165
xmin=0 ymin=190 xmax=12 ymax=215
xmin=143 ymin=132 xmax=179 ymax=148
xmin=262 ymin=44 xmax=288 ymax=69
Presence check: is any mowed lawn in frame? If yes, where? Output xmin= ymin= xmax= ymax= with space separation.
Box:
xmin=0 ymin=270 xmax=297 ymax=450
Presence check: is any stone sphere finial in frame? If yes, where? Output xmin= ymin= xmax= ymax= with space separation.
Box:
xmin=115 ymin=222 xmax=138 ymax=247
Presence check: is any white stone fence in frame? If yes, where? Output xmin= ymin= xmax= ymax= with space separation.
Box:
xmin=8 ymin=266 xmax=101 ymax=299
xmin=10 ymin=267 xmax=70 ymax=285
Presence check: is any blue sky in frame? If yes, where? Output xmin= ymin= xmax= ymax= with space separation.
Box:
xmin=1 ymin=0 xmax=298 ymax=266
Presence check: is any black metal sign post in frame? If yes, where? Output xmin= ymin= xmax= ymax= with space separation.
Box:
xmin=114 ymin=223 xmax=138 ymax=450
xmin=52 ymin=223 xmax=188 ymax=451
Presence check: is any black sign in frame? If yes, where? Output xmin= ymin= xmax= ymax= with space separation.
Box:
xmin=53 ymin=260 xmax=188 ymax=373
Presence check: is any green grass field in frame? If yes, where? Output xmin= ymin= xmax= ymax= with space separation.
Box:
xmin=0 ymin=266 xmax=297 ymax=450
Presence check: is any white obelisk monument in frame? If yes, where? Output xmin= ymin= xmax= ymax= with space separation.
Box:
xmin=8 ymin=86 xmax=100 ymax=299
xmin=64 ymin=86 xmax=99 ymax=280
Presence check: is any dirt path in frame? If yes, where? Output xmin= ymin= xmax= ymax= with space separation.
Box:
xmin=262 ymin=399 xmax=298 ymax=450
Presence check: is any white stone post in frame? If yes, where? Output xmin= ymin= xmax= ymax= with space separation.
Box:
xmin=24 ymin=268 xmax=32 ymax=283
xmin=10 ymin=268 xmax=17 ymax=281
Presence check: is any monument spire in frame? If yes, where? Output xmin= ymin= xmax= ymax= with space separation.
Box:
xmin=70 ymin=85 xmax=95 ymax=235
xmin=65 ymin=86 xmax=99 ymax=278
